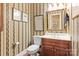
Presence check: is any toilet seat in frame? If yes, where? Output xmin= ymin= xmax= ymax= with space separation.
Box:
xmin=26 ymin=44 xmax=40 ymax=54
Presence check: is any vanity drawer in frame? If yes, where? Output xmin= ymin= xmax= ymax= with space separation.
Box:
xmin=42 ymin=39 xmax=56 ymax=45
xmin=42 ymin=38 xmax=58 ymax=43
xmin=42 ymin=38 xmax=70 ymax=43
xmin=42 ymin=38 xmax=71 ymax=48
xmin=42 ymin=43 xmax=69 ymax=49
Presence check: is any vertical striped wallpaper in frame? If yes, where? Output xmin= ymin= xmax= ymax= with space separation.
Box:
xmin=0 ymin=3 xmax=48 ymax=56
xmin=72 ymin=16 xmax=79 ymax=56
xmin=0 ymin=3 xmax=32 ymax=56
xmin=32 ymin=3 xmax=48 ymax=36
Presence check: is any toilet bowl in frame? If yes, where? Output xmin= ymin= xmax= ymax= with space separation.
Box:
xmin=26 ymin=35 xmax=41 ymax=56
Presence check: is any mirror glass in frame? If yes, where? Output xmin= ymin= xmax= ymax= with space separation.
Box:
xmin=47 ymin=3 xmax=71 ymax=33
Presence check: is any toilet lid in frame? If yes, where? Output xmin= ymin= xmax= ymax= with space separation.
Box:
xmin=26 ymin=45 xmax=39 ymax=52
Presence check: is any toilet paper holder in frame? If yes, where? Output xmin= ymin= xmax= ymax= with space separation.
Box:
xmin=12 ymin=42 xmax=19 ymax=48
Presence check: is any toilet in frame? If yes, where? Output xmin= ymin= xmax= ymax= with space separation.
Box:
xmin=26 ymin=35 xmax=41 ymax=56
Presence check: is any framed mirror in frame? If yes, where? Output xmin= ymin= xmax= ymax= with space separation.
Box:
xmin=48 ymin=9 xmax=65 ymax=32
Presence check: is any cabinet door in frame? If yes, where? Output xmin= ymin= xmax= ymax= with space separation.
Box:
xmin=41 ymin=45 xmax=54 ymax=56
xmin=54 ymin=47 xmax=69 ymax=56
xmin=0 ymin=3 xmax=3 ymax=31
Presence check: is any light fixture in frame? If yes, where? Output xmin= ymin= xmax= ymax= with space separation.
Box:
xmin=48 ymin=3 xmax=65 ymax=11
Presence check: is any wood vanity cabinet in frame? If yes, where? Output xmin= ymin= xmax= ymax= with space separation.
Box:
xmin=0 ymin=3 xmax=3 ymax=32
xmin=40 ymin=38 xmax=72 ymax=56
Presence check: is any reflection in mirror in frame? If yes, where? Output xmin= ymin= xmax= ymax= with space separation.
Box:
xmin=47 ymin=3 xmax=71 ymax=33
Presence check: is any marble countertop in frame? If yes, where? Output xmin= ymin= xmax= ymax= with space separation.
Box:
xmin=33 ymin=33 xmax=71 ymax=41
xmin=41 ymin=35 xmax=71 ymax=41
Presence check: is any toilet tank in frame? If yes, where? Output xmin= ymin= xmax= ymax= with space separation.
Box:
xmin=33 ymin=35 xmax=41 ymax=45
